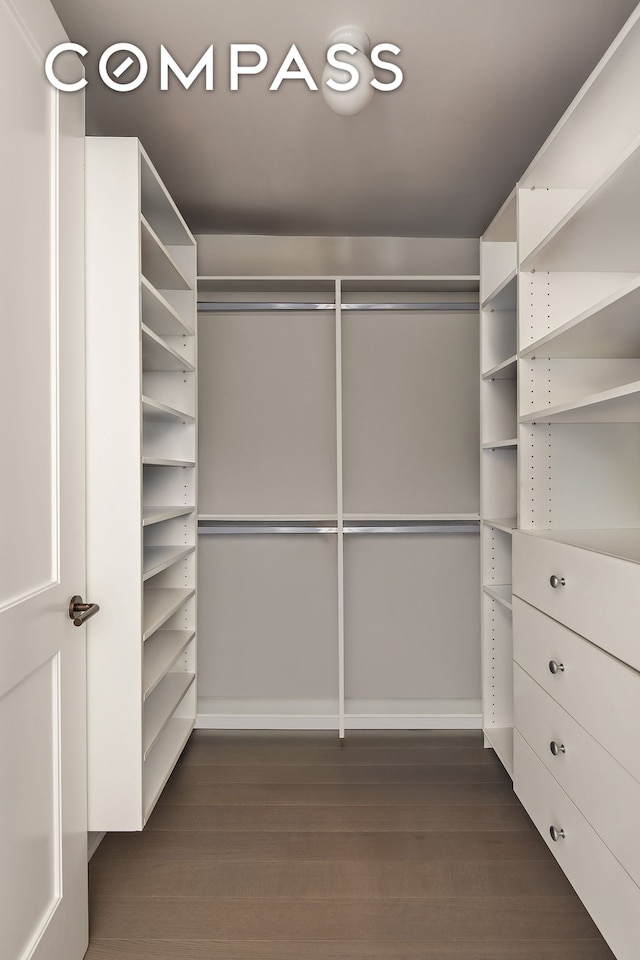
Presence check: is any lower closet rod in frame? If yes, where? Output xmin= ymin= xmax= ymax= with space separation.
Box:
xmin=197 ymin=301 xmax=479 ymax=313
xmin=198 ymin=520 xmax=480 ymax=535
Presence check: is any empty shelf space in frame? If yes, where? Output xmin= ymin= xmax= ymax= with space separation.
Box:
xmin=484 ymin=726 xmax=513 ymax=776
xmin=482 ymin=438 xmax=518 ymax=450
xmin=143 ymin=586 xmax=195 ymax=640
xmin=143 ymin=715 xmax=194 ymax=821
xmin=481 ymin=269 xmax=517 ymax=310
xmin=143 ymin=671 xmax=195 ymax=758
xmin=482 ymin=355 xmax=517 ymax=380
xmin=483 ymin=583 xmax=513 ymax=609
xmin=142 ymin=396 xmax=195 ymax=423
xmin=141 ymin=215 xmax=192 ymax=291
xmin=520 ymin=275 xmax=640 ymax=359
xmin=143 ymin=457 xmax=196 ymax=467
xmin=142 ymin=324 xmax=195 ymax=372
xmin=143 ymin=629 xmax=195 ymax=700
xmin=483 ymin=518 xmax=517 ymax=534
xmin=143 ymin=545 xmax=195 ymax=581
xmin=521 ymin=135 xmax=640 ymax=272
xmin=140 ymin=148 xmax=193 ymax=247
xmin=521 ymin=379 xmax=640 ymax=423
xmin=143 ymin=505 xmax=195 ymax=526
xmin=141 ymin=276 xmax=194 ymax=337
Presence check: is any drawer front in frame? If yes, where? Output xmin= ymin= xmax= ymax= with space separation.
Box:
xmin=513 ymin=596 xmax=640 ymax=783
xmin=514 ymin=731 xmax=640 ymax=960
xmin=514 ymin=663 xmax=640 ymax=886
xmin=513 ymin=532 xmax=640 ymax=671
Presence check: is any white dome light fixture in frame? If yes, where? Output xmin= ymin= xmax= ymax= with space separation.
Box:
xmin=321 ymin=26 xmax=375 ymax=116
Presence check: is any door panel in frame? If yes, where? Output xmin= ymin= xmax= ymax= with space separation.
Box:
xmin=0 ymin=1 xmax=87 ymax=958
xmin=1 ymin=658 xmax=62 ymax=960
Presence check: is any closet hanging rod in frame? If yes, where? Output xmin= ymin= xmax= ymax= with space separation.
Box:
xmin=198 ymin=520 xmax=479 ymax=535
xmin=343 ymin=522 xmax=479 ymax=535
xmin=197 ymin=301 xmax=479 ymax=313
xmin=341 ymin=302 xmax=479 ymax=312
xmin=198 ymin=521 xmax=338 ymax=535
xmin=198 ymin=302 xmax=333 ymax=312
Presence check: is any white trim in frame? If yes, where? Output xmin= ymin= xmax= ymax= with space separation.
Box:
xmin=196 ymin=714 xmax=340 ymax=730
xmin=196 ymin=696 xmax=483 ymax=731
xmin=87 ymin=832 xmax=105 ymax=861
xmin=344 ymin=714 xmax=483 ymax=730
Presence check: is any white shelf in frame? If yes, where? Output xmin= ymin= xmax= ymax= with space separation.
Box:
xmin=143 ymin=505 xmax=195 ymax=527
xmin=143 ymin=586 xmax=195 ymax=640
xmin=143 ymin=629 xmax=195 ymax=699
xmin=141 ymin=215 xmax=192 ymax=291
xmin=483 ymin=583 xmax=513 ymax=610
xmin=482 ymin=270 xmax=517 ymax=311
xmin=141 ymin=277 xmax=194 ymax=337
xmin=482 ymin=190 xmax=517 ymax=242
xmin=482 ymin=355 xmax=517 ymax=381
xmin=142 ymin=396 xmax=195 ymax=423
xmin=483 ymin=518 xmax=517 ymax=534
xmin=200 ymin=276 xmax=480 ymax=293
xmin=342 ymin=513 xmax=481 ymax=522
xmin=143 ymin=545 xmax=195 ymax=582
xmin=143 ymin=716 xmax=194 ymax=820
xmin=142 ymin=325 xmax=195 ymax=373
xmin=143 ymin=457 xmax=196 ymax=467
xmin=197 ymin=514 xmax=339 ymax=523
xmin=143 ymin=671 xmax=195 ymax=758
xmin=484 ymin=726 xmax=513 ymax=776
xmin=483 ymin=438 xmax=517 ymax=450
xmin=524 ymin=528 xmax=640 ymax=565
xmin=521 ymin=379 xmax=640 ymax=423
xmin=140 ymin=147 xmax=193 ymax=247
xmin=520 ymin=276 xmax=640 ymax=360
xmin=521 ymin=135 xmax=640 ymax=272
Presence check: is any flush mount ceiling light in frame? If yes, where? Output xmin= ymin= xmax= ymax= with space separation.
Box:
xmin=321 ymin=26 xmax=375 ymax=116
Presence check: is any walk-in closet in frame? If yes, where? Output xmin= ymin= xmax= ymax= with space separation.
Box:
xmin=2 ymin=1 xmax=640 ymax=958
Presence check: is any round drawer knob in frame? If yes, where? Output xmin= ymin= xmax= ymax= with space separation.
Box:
xmin=549 ymin=825 xmax=565 ymax=842
xmin=548 ymin=660 xmax=565 ymax=674
xmin=549 ymin=575 xmax=566 ymax=588
xmin=550 ymin=740 xmax=566 ymax=756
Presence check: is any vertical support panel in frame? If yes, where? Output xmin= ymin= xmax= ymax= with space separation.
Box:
xmin=335 ymin=280 xmax=345 ymax=738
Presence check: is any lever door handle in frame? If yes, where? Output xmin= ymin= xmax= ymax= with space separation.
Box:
xmin=69 ymin=595 xmax=100 ymax=627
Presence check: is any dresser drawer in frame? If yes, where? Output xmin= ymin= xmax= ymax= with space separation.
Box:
xmin=513 ymin=532 xmax=640 ymax=671
xmin=514 ymin=731 xmax=640 ymax=960
xmin=514 ymin=663 xmax=640 ymax=886
xmin=513 ymin=597 xmax=640 ymax=782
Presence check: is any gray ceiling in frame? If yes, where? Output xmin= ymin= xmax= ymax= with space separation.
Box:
xmin=51 ymin=0 xmax=639 ymax=238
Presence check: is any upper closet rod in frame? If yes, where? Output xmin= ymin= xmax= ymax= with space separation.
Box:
xmin=198 ymin=520 xmax=480 ymax=535
xmin=197 ymin=301 xmax=479 ymax=313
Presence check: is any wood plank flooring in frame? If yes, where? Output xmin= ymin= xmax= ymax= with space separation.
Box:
xmin=86 ymin=730 xmax=615 ymax=959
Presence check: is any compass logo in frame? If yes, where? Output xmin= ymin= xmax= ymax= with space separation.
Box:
xmin=44 ymin=42 xmax=403 ymax=94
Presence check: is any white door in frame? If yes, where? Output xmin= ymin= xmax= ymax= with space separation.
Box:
xmin=0 ymin=1 xmax=88 ymax=958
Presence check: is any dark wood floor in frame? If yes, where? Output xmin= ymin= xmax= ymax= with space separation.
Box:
xmin=86 ymin=730 xmax=615 ymax=959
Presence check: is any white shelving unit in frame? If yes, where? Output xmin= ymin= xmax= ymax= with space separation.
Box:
xmin=481 ymin=8 xmax=640 ymax=958
xmin=85 ymin=138 xmax=197 ymax=831
xmin=196 ymin=278 xmax=481 ymax=733
xmin=479 ymin=189 xmax=518 ymax=776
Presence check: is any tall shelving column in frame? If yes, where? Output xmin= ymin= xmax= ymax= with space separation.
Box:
xmin=479 ymin=190 xmax=518 ymax=775
xmin=86 ymin=138 xmax=197 ymax=830
xmin=508 ymin=8 xmax=640 ymax=959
